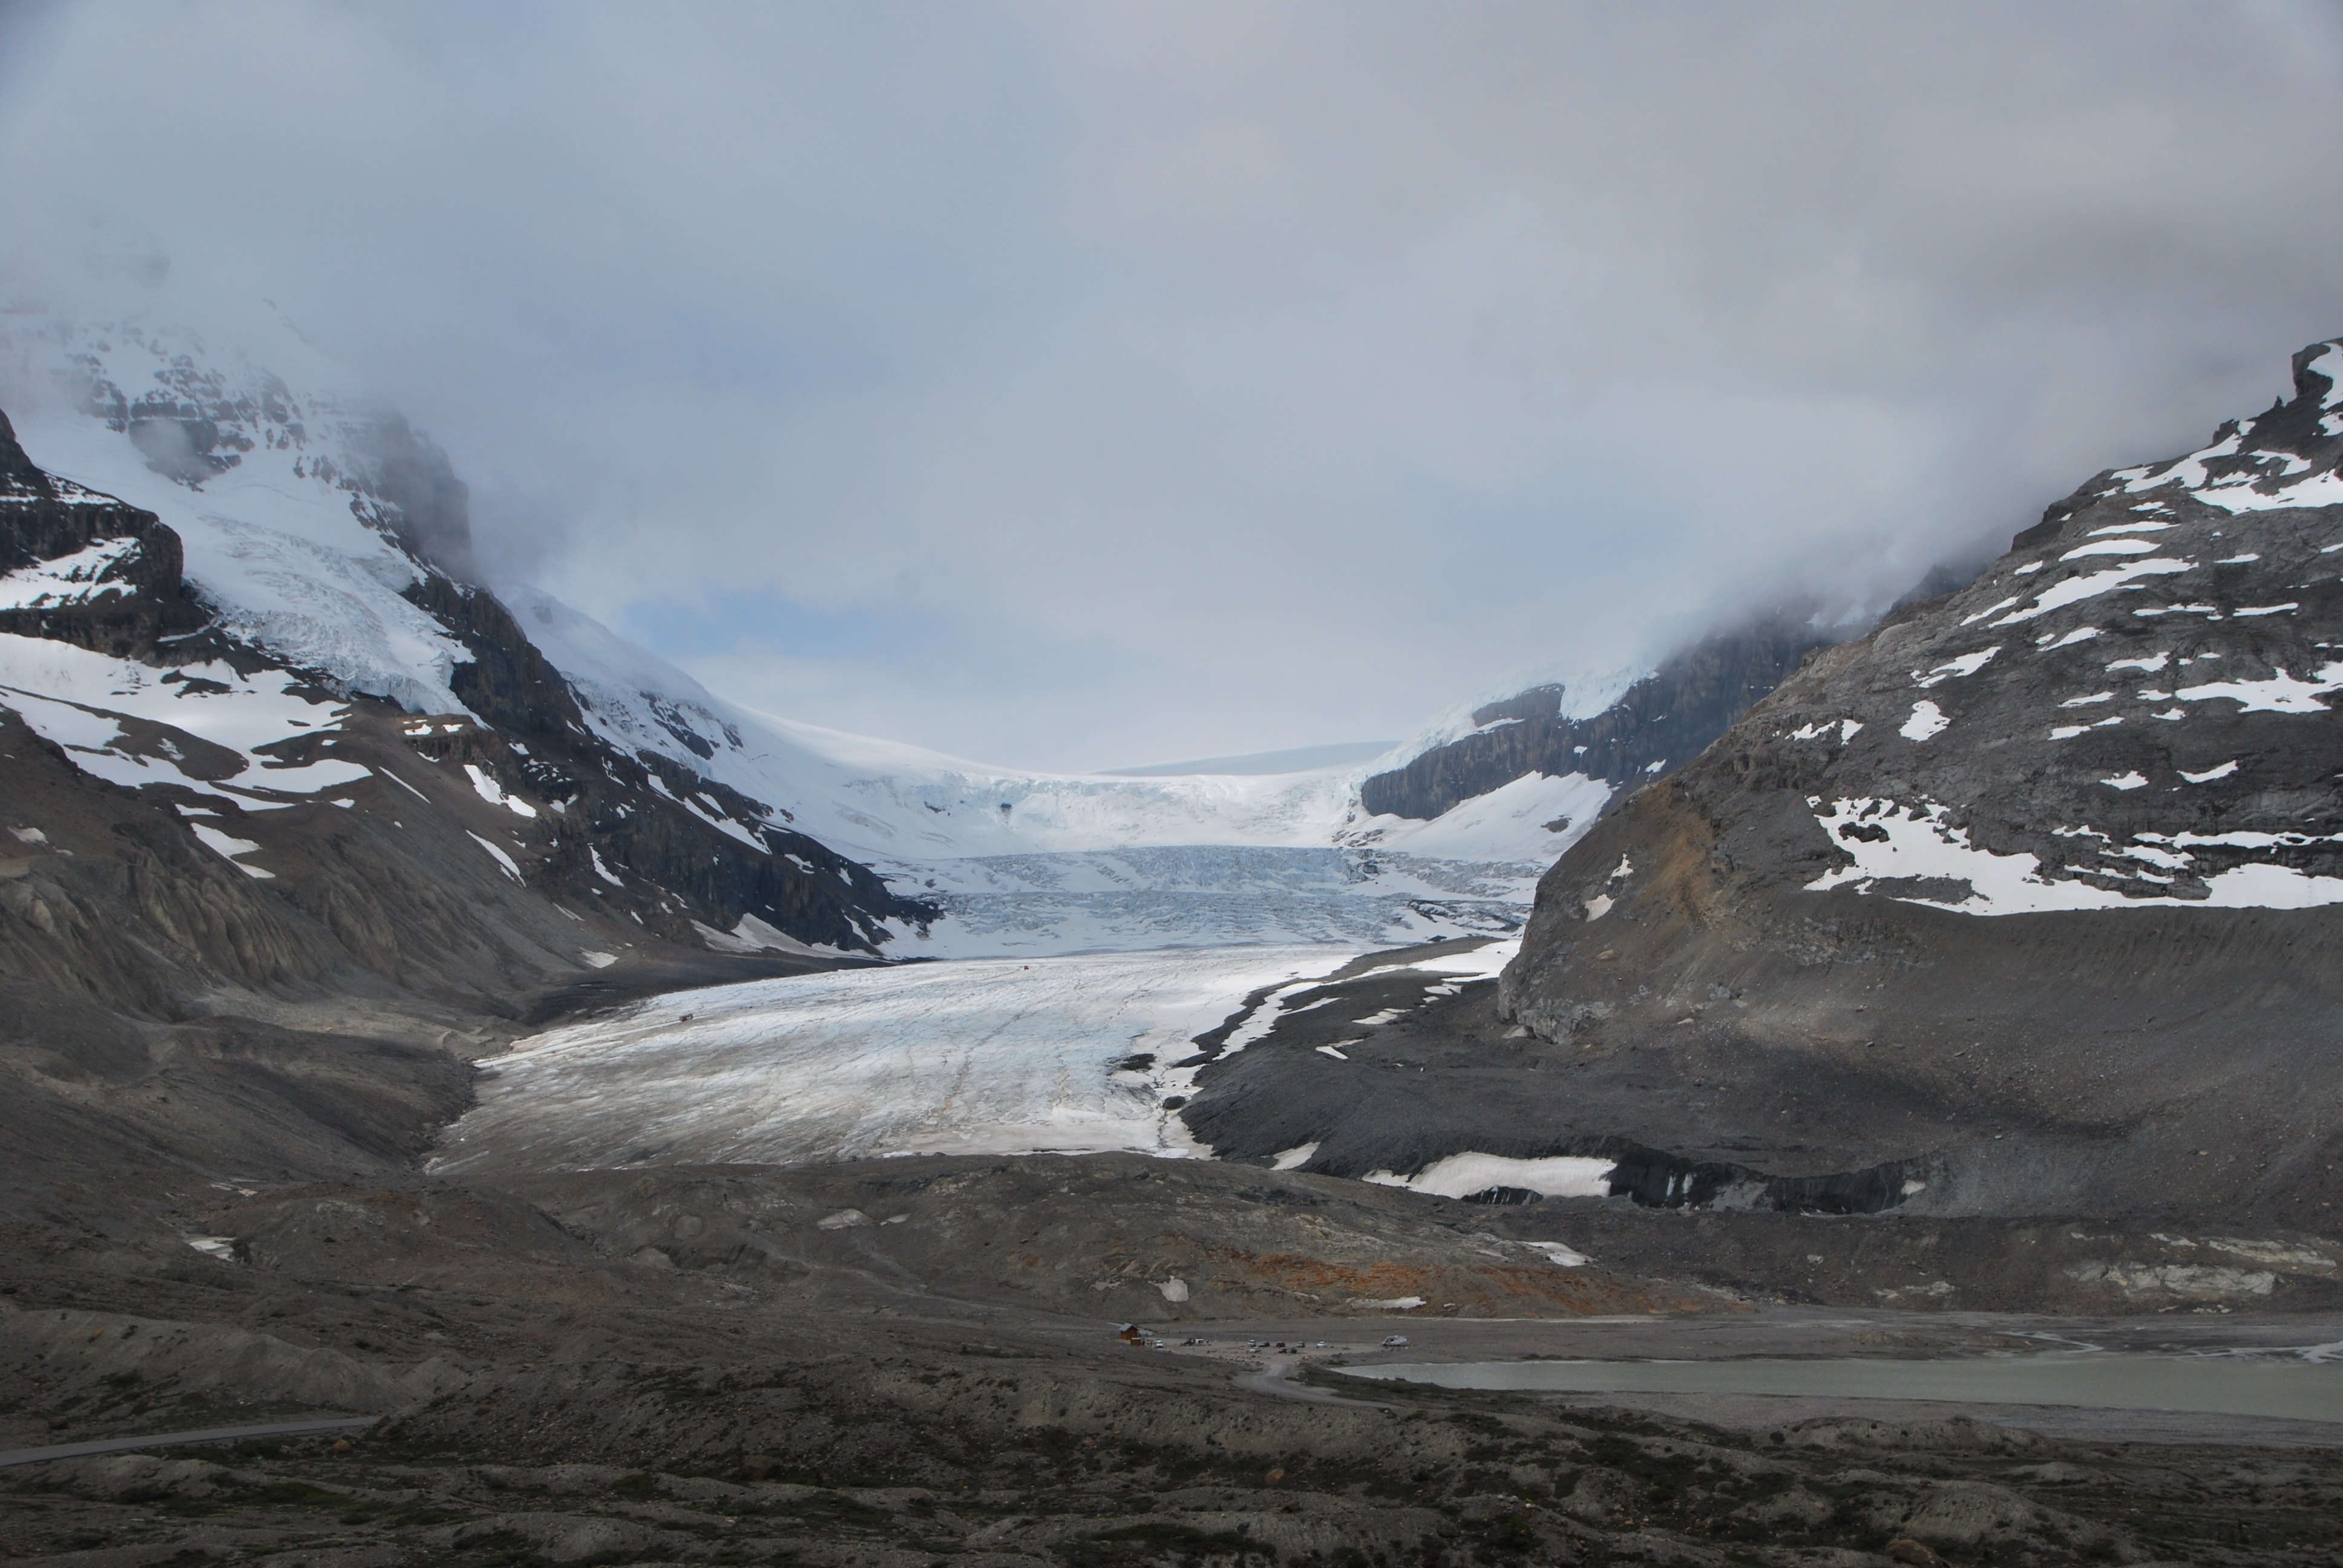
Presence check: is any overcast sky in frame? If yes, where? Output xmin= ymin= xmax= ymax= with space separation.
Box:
xmin=3 ymin=2 xmax=2341 ymax=771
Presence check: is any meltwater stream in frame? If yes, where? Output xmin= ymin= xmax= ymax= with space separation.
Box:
xmin=1342 ymin=1350 xmax=2343 ymax=1423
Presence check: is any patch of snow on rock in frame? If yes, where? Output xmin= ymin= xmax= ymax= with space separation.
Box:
xmin=1899 ymin=701 xmax=1950 ymax=742
xmin=1806 ymin=797 xmax=2343 ymax=915
xmin=1362 ymin=1153 xmax=1616 ymax=1201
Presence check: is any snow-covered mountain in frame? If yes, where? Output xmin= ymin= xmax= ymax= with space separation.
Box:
xmin=3 ymin=316 xmax=482 ymax=716
xmin=0 ymin=312 xmax=1844 ymax=961
xmin=1352 ymin=616 xmax=1843 ymax=828
xmin=510 ymin=581 xmax=1625 ymax=952
xmin=0 ymin=313 xmax=930 ymax=985
xmin=505 ymin=531 xmax=1838 ymax=953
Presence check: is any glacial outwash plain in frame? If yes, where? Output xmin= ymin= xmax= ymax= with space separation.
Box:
xmin=5 ymin=319 xmax=2343 ymax=1567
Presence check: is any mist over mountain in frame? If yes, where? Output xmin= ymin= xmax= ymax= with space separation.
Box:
xmin=0 ymin=309 xmax=1875 ymax=978
xmin=5 ymin=3 xmax=2343 ymax=769
xmin=1187 ymin=333 xmax=2343 ymax=1245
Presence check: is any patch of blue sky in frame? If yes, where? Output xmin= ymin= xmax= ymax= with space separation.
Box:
xmin=621 ymin=591 xmax=951 ymax=665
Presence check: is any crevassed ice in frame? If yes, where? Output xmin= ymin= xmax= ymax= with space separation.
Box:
xmin=515 ymin=581 xmax=1607 ymax=954
xmin=430 ymin=944 xmax=1364 ymax=1172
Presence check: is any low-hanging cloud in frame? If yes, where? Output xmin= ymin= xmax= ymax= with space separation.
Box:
xmin=2 ymin=1 xmax=2339 ymax=769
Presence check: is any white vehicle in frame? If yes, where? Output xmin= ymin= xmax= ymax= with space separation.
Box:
xmin=1381 ymin=1334 xmax=1410 ymax=1348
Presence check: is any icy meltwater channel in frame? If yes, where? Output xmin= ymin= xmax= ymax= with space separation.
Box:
xmin=431 ymin=945 xmax=1372 ymax=1175
xmin=1343 ymin=1348 xmax=2343 ymax=1423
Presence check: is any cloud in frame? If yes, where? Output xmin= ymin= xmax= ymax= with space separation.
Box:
xmin=2 ymin=1 xmax=2340 ymax=769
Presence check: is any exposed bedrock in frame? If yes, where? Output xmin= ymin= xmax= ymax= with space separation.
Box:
xmin=0 ymin=409 xmax=208 ymax=656
xmin=0 ymin=412 xmax=929 ymax=1227
xmin=1357 ymin=612 xmax=1841 ymax=823
xmin=1175 ymin=953 xmax=2028 ymax=1223
xmin=402 ymin=567 xmax=928 ymax=952
xmin=1492 ymin=336 xmax=2343 ymax=1229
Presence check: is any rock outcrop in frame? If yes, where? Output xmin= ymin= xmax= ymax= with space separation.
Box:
xmin=0 ymin=408 xmax=208 ymax=655
xmin=1358 ymin=613 xmax=1842 ymax=824
xmin=1495 ymin=336 xmax=2343 ymax=1227
xmin=0 ymin=403 xmax=930 ymax=1216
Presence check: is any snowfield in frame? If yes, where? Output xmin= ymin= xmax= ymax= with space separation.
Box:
xmin=0 ymin=316 xmax=1614 ymax=956
xmin=430 ymin=944 xmax=1367 ymax=1174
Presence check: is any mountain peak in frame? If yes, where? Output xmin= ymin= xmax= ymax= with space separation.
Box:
xmin=0 ymin=407 xmax=56 ymax=498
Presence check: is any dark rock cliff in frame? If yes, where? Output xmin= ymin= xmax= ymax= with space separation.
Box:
xmin=399 ymin=543 xmax=928 ymax=955
xmin=1358 ymin=613 xmax=1841 ymax=824
xmin=0 ymin=410 xmax=208 ymax=655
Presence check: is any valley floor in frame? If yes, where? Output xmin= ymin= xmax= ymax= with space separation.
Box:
xmin=7 ymin=1198 xmax=2343 ymax=1568
xmin=9 ymin=943 xmax=2343 ymax=1567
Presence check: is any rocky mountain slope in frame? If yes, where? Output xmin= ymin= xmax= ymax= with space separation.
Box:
xmin=1356 ymin=613 xmax=1840 ymax=825
xmin=1180 ymin=337 xmax=2343 ymax=1252
xmin=0 ymin=336 xmax=941 ymax=1229
xmin=1490 ymin=336 xmax=2343 ymax=1224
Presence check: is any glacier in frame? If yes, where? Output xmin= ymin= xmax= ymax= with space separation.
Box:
xmin=511 ymin=584 xmax=1609 ymax=955
xmin=0 ymin=313 xmax=1630 ymax=1174
xmin=429 ymin=944 xmax=1371 ymax=1174
xmin=0 ymin=315 xmax=1615 ymax=960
